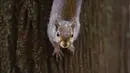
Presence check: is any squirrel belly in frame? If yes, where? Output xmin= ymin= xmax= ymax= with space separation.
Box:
xmin=47 ymin=0 xmax=82 ymax=58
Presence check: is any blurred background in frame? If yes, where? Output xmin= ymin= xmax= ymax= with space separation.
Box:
xmin=0 ymin=0 xmax=130 ymax=73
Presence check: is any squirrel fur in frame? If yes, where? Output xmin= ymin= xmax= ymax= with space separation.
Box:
xmin=47 ymin=0 xmax=82 ymax=59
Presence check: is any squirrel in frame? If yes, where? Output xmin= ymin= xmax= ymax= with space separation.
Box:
xmin=47 ymin=0 xmax=82 ymax=59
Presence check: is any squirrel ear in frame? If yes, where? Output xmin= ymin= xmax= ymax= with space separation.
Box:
xmin=71 ymin=20 xmax=76 ymax=29
xmin=55 ymin=20 xmax=60 ymax=29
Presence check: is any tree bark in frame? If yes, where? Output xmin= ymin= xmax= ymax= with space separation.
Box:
xmin=0 ymin=0 xmax=130 ymax=73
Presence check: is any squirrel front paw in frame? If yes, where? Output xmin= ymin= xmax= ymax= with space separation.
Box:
xmin=52 ymin=48 xmax=64 ymax=60
xmin=68 ymin=44 xmax=75 ymax=54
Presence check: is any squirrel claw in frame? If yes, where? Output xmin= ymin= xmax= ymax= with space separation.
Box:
xmin=68 ymin=45 xmax=75 ymax=54
xmin=52 ymin=49 xmax=64 ymax=60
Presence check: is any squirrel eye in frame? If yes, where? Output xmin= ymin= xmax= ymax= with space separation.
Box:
xmin=57 ymin=33 xmax=60 ymax=37
xmin=71 ymin=34 xmax=73 ymax=37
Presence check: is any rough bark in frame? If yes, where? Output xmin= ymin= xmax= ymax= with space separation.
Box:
xmin=0 ymin=0 xmax=130 ymax=73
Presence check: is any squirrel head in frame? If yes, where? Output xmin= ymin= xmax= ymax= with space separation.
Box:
xmin=55 ymin=19 xmax=75 ymax=48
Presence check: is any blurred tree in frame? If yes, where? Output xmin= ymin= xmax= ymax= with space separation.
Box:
xmin=0 ymin=0 xmax=130 ymax=73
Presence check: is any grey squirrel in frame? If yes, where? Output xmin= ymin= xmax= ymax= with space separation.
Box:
xmin=47 ymin=0 xmax=82 ymax=59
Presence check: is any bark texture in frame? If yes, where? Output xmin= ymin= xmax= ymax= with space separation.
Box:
xmin=0 ymin=0 xmax=130 ymax=73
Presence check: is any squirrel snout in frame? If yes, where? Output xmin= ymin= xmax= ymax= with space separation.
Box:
xmin=60 ymin=41 xmax=70 ymax=48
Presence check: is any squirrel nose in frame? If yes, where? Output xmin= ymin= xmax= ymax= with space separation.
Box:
xmin=60 ymin=41 xmax=70 ymax=48
xmin=63 ymin=43 xmax=67 ymax=48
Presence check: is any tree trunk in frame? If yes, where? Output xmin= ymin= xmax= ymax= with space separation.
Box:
xmin=0 ymin=0 xmax=130 ymax=73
